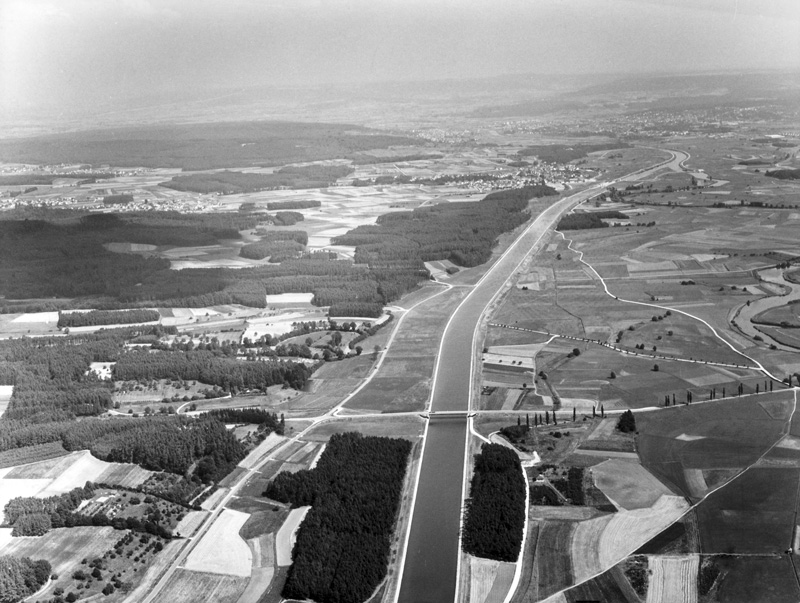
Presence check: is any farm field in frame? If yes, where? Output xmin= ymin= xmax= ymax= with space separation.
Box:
xmin=184 ymin=508 xmax=252 ymax=576
xmin=150 ymin=569 xmax=248 ymax=603
xmin=345 ymin=285 xmax=471 ymax=412
xmin=646 ymin=554 xmax=698 ymax=603
xmin=303 ymin=415 xmax=425 ymax=442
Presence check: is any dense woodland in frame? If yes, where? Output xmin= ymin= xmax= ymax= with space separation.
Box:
xmin=57 ymin=309 xmax=160 ymax=328
xmin=557 ymin=210 xmax=629 ymax=230
xmin=462 ymin=443 xmax=526 ymax=562
xmin=0 ymin=555 xmax=51 ymax=603
xmin=265 ymin=432 xmax=412 ymax=603
xmin=334 ymin=185 xmax=555 ymax=269
xmin=766 ymin=168 xmax=800 ymax=180
xmin=162 ymin=165 xmax=353 ymax=194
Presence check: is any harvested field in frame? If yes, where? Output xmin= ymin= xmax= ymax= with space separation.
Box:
xmin=151 ymin=569 xmax=248 ymax=603
xmin=1 ymin=526 xmax=117 ymax=577
xmin=646 ymin=555 xmax=698 ymax=603
xmin=598 ymin=495 xmax=689 ymax=570
xmin=536 ymin=520 xmax=577 ymax=598
xmin=237 ymin=567 xmax=275 ymax=603
xmin=37 ymin=450 xmax=110 ymax=496
xmin=530 ymin=506 xmax=607 ymax=521
xmin=0 ymin=442 xmax=69 ymax=469
xmin=592 ymin=459 xmax=673 ymax=510
xmin=174 ymin=510 xmax=208 ymax=537
xmin=470 ymin=557 xmax=501 ymax=603
xmin=571 ymin=514 xmax=614 ymax=583
xmin=238 ymin=433 xmax=286 ymax=469
xmin=97 ymin=462 xmax=153 ymax=487
xmin=564 ymin=565 xmax=638 ymax=603
xmin=184 ymin=509 xmax=252 ymax=576
xmin=201 ymin=487 xmax=229 ymax=510
xmin=276 ymin=505 xmax=310 ymax=566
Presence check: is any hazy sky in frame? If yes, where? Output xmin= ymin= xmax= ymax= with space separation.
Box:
xmin=1 ymin=0 xmax=799 ymax=119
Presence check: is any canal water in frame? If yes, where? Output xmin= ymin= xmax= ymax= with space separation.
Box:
xmin=397 ymin=415 xmax=468 ymax=603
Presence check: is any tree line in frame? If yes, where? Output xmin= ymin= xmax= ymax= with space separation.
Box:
xmin=264 ymin=432 xmax=412 ymax=603
xmin=557 ymin=210 xmax=629 ymax=230
xmin=461 ymin=443 xmax=526 ymax=562
xmin=57 ymin=309 xmax=160 ymax=328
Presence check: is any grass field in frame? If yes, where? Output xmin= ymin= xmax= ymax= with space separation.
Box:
xmin=591 ymin=459 xmax=673 ymax=510
xmin=712 ymin=556 xmax=800 ymax=603
xmin=303 ymin=416 xmax=425 ymax=442
xmin=345 ymin=286 xmax=471 ymax=412
xmin=695 ymin=467 xmax=799 ymax=554
xmin=635 ymin=392 xmax=793 ymax=499
xmin=151 ymin=569 xmax=248 ymax=603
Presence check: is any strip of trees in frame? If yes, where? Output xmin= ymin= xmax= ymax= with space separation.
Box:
xmin=462 ymin=443 xmax=526 ymax=562
xmin=557 ymin=210 xmax=629 ymax=230
xmin=57 ymin=309 xmax=159 ymax=328
xmin=264 ymin=432 xmax=412 ymax=603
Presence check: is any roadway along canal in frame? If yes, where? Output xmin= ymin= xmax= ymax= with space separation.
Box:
xmin=396 ymin=183 xmax=607 ymax=603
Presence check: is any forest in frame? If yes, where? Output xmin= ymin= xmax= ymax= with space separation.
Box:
xmin=112 ymin=348 xmax=313 ymax=391
xmin=264 ymin=432 xmax=412 ymax=603
xmin=57 ymin=309 xmax=160 ymax=328
xmin=161 ymin=165 xmax=353 ymax=194
xmin=0 ymin=555 xmax=51 ymax=603
xmin=333 ymin=185 xmax=555 ymax=269
xmin=557 ymin=210 xmax=629 ymax=230
xmin=461 ymin=443 xmax=526 ymax=562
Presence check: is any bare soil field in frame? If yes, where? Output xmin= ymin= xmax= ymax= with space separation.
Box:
xmin=275 ymin=506 xmax=310 ymax=566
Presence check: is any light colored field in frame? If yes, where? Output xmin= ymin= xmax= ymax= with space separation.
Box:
xmin=201 ymin=487 xmax=229 ymax=511
xmin=591 ymin=459 xmax=673 ymax=510
xmin=4 ymin=452 xmax=75 ymax=479
xmin=184 ymin=509 xmax=252 ymax=577
xmin=598 ymin=495 xmax=689 ymax=570
xmin=530 ymin=506 xmax=605 ymax=521
xmin=265 ymin=292 xmax=314 ymax=304
xmin=37 ymin=450 xmax=110 ymax=496
xmin=539 ymin=594 xmax=568 ymax=603
xmin=11 ymin=312 xmax=59 ymax=323
xmin=276 ymin=506 xmax=311 ymax=566
xmin=675 ymin=433 xmax=706 ymax=442
xmin=587 ymin=417 xmax=617 ymax=441
xmin=0 ymin=385 xmax=12 ymax=416
xmin=97 ymin=462 xmax=152 ymax=488
xmin=174 ymin=510 xmax=208 ymax=538
xmin=238 ymin=433 xmax=286 ymax=470
xmin=683 ymin=469 xmax=709 ymax=498
xmin=469 ymin=556 xmax=516 ymax=603
xmin=237 ymin=567 xmax=274 ymax=603
xmin=470 ymin=556 xmax=501 ymax=603
xmin=0 ymin=528 xmax=13 ymax=552
xmin=646 ymin=555 xmax=699 ymax=603
xmin=571 ymin=514 xmax=614 ymax=583
xmin=1 ymin=526 xmax=117 ymax=576
xmin=777 ymin=436 xmax=800 ymax=450
xmin=0 ymin=478 xmax=50 ymax=522
xmin=248 ymin=532 xmax=275 ymax=568
xmin=151 ymin=569 xmax=248 ymax=603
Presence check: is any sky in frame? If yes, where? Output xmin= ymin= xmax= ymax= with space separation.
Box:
xmin=1 ymin=0 xmax=799 ymax=121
